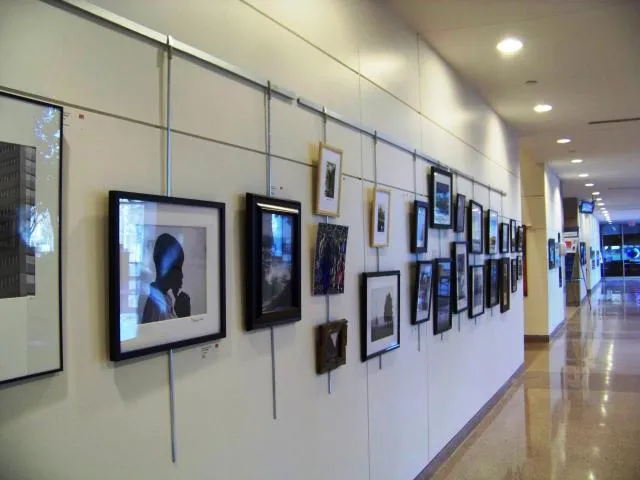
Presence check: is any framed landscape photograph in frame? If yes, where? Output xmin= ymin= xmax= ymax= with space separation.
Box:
xmin=315 ymin=143 xmax=343 ymax=217
xmin=312 ymin=223 xmax=348 ymax=295
xmin=486 ymin=210 xmax=499 ymax=254
xmin=500 ymin=222 xmax=509 ymax=254
xmin=433 ymin=258 xmax=453 ymax=335
xmin=316 ymin=319 xmax=347 ymax=374
xmin=500 ymin=258 xmax=511 ymax=313
xmin=511 ymin=259 xmax=518 ymax=293
xmin=245 ymin=193 xmax=301 ymax=331
xmin=109 ymin=191 xmax=226 ymax=361
xmin=548 ymin=238 xmax=556 ymax=269
xmin=429 ymin=167 xmax=453 ymax=229
xmin=412 ymin=200 xmax=428 ymax=253
xmin=468 ymin=200 xmax=483 ymax=254
xmin=0 ymin=92 xmax=63 ymax=384
xmin=469 ymin=265 xmax=485 ymax=318
xmin=510 ymin=220 xmax=517 ymax=252
xmin=452 ymin=242 xmax=469 ymax=313
xmin=371 ymin=188 xmax=391 ymax=247
xmin=413 ymin=261 xmax=433 ymax=324
xmin=454 ymin=194 xmax=466 ymax=233
xmin=360 ymin=271 xmax=400 ymax=361
xmin=486 ymin=259 xmax=499 ymax=308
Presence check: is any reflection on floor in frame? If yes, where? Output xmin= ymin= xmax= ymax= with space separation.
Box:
xmin=430 ymin=277 xmax=640 ymax=480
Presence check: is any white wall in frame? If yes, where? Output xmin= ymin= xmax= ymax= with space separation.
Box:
xmin=579 ymin=213 xmax=602 ymax=289
xmin=544 ymin=167 xmax=566 ymax=334
xmin=0 ymin=1 xmax=524 ymax=479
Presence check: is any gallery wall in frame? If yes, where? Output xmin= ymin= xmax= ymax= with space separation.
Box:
xmin=544 ymin=167 xmax=566 ymax=335
xmin=579 ymin=213 xmax=602 ymax=290
xmin=0 ymin=1 xmax=524 ymax=479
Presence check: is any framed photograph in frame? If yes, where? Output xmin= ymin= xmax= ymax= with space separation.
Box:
xmin=429 ymin=167 xmax=453 ymax=229
xmin=245 ymin=193 xmax=301 ymax=331
xmin=500 ymin=222 xmax=510 ymax=254
xmin=433 ymin=258 xmax=453 ymax=335
xmin=454 ymin=194 xmax=466 ymax=233
xmin=360 ymin=271 xmax=400 ymax=361
xmin=559 ymin=265 xmax=563 ymax=287
xmin=516 ymin=226 xmax=524 ymax=253
xmin=468 ymin=200 xmax=483 ymax=254
xmin=548 ymin=238 xmax=556 ymax=269
xmin=510 ymin=220 xmax=517 ymax=253
xmin=511 ymin=259 xmax=517 ymax=293
xmin=0 ymin=92 xmax=63 ymax=385
xmin=413 ymin=261 xmax=433 ymax=324
xmin=452 ymin=242 xmax=469 ymax=313
xmin=312 ymin=223 xmax=348 ymax=295
xmin=517 ymin=256 xmax=523 ymax=280
xmin=469 ymin=265 xmax=485 ymax=318
xmin=371 ymin=188 xmax=391 ymax=247
xmin=500 ymin=258 xmax=511 ymax=313
xmin=579 ymin=242 xmax=586 ymax=265
xmin=109 ymin=191 xmax=226 ymax=361
xmin=412 ymin=200 xmax=428 ymax=254
xmin=316 ymin=319 xmax=347 ymax=374
xmin=315 ymin=143 xmax=342 ymax=217
xmin=486 ymin=210 xmax=499 ymax=254
xmin=486 ymin=259 xmax=499 ymax=308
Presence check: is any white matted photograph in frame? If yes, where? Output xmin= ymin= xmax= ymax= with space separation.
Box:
xmin=371 ymin=188 xmax=391 ymax=247
xmin=315 ymin=143 xmax=343 ymax=217
xmin=360 ymin=271 xmax=400 ymax=361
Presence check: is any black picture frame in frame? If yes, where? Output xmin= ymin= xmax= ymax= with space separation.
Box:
xmin=579 ymin=242 xmax=586 ymax=265
xmin=516 ymin=226 xmax=524 ymax=253
xmin=429 ymin=167 xmax=453 ymax=229
xmin=486 ymin=259 xmax=500 ymax=308
xmin=0 ymin=91 xmax=64 ymax=386
xmin=511 ymin=259 xmax=517 ymax=293
xmin=361 ymin=271 xmax=401 ymax=361
xmin=454 ymin=194 xmax=466 ymax=233
xmin=500 ymin=258 xmax=511 ymax=313
xmin=412 ymin=200 xmax=429 ymax=254
xmin=510 ymin=219 xmax=517 ymax=253
xmin=486 ymin=210 xmax=499 ymax=254
xmin=500 ymin=222 xmax=510 ymax=254
xmin=469 ymin=265 xmax=485 ymax=318
xmin=245 ymin=193 xmax=302 ymax=331
xmin=433 ymin=258 xmax=453 ymax=334
xmin=316 ymin=319 xmax=347 ymax=374
xmin=468 ymin=200 xmax=484 ymax=254
xmin=108 ymin=191 xmax=226 ymax=361
xmin=517 ymin=256 xmax=523 ymax=280
xmin=413 ymin=261 xmax=433 ymax=324
xmin=451 ymin=242 xmax=469 ymax=313
xmin=548 ymin=238 xmax=556 ymax=269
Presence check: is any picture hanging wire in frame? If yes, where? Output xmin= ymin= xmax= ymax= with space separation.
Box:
xmin=321 ymin=107 xmax=332 ymax=396
xmin=373 ymin=134 xmax=381 ymax=274
xmin=412 ymin=152 xmax=421 ymax=353
xmin=489 ymin=185 xmax=494 ymax=317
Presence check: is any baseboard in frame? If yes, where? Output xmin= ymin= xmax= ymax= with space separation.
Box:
xmin=524 ymin=318 xmax=566 ymax=344
xmin=413 ymin=362 xmax=525 ymax=480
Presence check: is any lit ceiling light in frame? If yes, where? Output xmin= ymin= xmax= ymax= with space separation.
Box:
xmin=534 ymin=104 xmax=553 ymax=113
xmin=596 ymin=197 xmax=602 ymax=201
xmin=593 ymin=191 xmax=600 ymax=195
xmin=579 ymin=173 xmax=589 ymax=178
xmin=585 ymin=183 xmax=595 ymax=187
xmin=570 ymin=159 xmax=583 ymax=164
xmin=597 ymin=202 xmax=605 ymax=206
xmin=497 ymin=37 xmax=523 ymax=54
xmin=557 ymin=138 xmax=571 ymax=144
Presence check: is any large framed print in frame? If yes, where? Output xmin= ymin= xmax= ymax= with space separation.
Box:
xmin=413 ymin=261 xmax=433 ymax=324
xmin=0 ymin=92 xmax=63 ymax=385
xmin=486 ymin=210 xmax=498 ymax=254
xmin=452 ymin=242 xmax=469 ymax=313
xmin=500 ymin=258 xmax=511 ymax=313
xmin=486 ymin=259 xmax=499 ymax=308
xmin=500 ymin=222 xmax=509 ymax=254
xmin=510 ymin=220 xmax=517 ymax=253
xmin=433 ymin=258 xmax=453 ymax=334
xmin=246 ymin=194 xmax=301 ymax=331
xmin=371 ymin=188 xmax=391 ymax=247
xmin=454 ymin=194 xmax=466 ymax=233
xmin=360 ymin=271 xmax=400 ymax=361
xmin=429 ymin=167 xmax=453 ymax=229
xmin=108 ymin=191 xmax=226 ymax=361
xmin=315 ymin=143 xmax=343 ymax=217
xmin=468 ymin=200 xmax=483 ymax=254
xmin=412 ymin=200 xmax=428 ymax=254
xmin=469 ymin=265 xmax=485 ymax=318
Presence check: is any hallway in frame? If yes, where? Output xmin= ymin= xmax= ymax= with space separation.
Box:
xmin=431 ymin=278 xmax=640 ymax=480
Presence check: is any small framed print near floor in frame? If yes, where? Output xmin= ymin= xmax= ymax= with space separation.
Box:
xmin=315 ymin=319 xmax=347 ymax=374
xmin=361 ymin=271 xmax=400 ymax=361
xmin=108 ymin=191 xmax=226 ymax=361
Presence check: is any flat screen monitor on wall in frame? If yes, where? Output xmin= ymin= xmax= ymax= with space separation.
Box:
xmin=579 ymin=201 xmax=594 ymax=214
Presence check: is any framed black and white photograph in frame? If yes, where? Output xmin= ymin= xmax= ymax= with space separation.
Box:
xmin=315 ymin=143 xmax=342 ymax=217
xmin=429 ymin=167 xmax=453 ymax=229
xmin=516 ymin=226 xmax=524 ymax=253
xmin=361 ymin=271 xmax=400 ymax=361
xmin=452 ymin=242 xmax=469 ymax=313
xmin=486 ymin=210 xmax=498 ymax=254
xmin=511 ymin=259 xmax=518 ymax=293
xmin=433 ymin=258 xmax=453 ymax=335
xmin=312 ymin=223 xmax=348 ymax=295
xmin=108 ymin=191 xmax=226 ymax=361
xmin=413 ymin=261 xmax=433 ymax=324
xmin=548 ymin=238 xmax=556 ymax=269
xmin=500 ymin=258 xmax=511 ymax=313
xmin=316 ymin=319 xmax=347 ymax=374
xmin=486 ymin=259 xmax=499 ymax=308
xmin=454 ymin=194 xmax=466 ymax=233
xmin=500 ymin=222 xmax=509 ymax=254
xmin=468 ymin=200 xmax=483 ymax=254
xmin=469 ymin=265 xmax=485 ymax=318
xmin=245 ymin=193 xmax=301 ymax=331
xmin=510 ymin=220 xmax=517 ymax=253
xmin=412 ymin=200 xmax=428 ymax=254
xmin=371 ymin=188 xmax=391 ymax=247
xmin=0 ymin=92 xmax=63 ymax=384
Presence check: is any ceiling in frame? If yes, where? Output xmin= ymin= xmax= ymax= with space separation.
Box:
xmin=387 ymin=0 xmax=640 ymax=224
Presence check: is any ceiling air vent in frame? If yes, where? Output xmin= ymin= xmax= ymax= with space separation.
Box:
xmin=588 ymin=117 xmax=640 ymax=125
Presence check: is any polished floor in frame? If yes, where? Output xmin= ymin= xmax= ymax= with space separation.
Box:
xmin=430 ymin=278 xmax=640 ymax=480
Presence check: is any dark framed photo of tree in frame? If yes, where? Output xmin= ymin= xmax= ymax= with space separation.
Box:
xmin=500 ymin=258 xmax=511 ymax=313
xmin=429 ymin=167 xmax=453 ymax=229
xmin=486 ymin=259 xmax=499 ymax=308
xmin=500 ymin=222 xmax=509 ymax=253
xmin=433 ymin=258 xmax=453 ymax=335
xmin=468 ymin=200 xmax=483 ymax=254
xmin=360 ymin=271 xmax=400 ymax=361
xmin=510 ymin=219 xmax=517 ymax=253
xmin=412 ymin=200 xmax=428 ymax=254
xmin=454 ymin=194 xmax=466 ymax=233
xmin=245 ymin=193 xmax=301 ymax=331
xmin=486 ymin=210 xmax=498 ymax=254
xmin=469 ymin=265 xmax=485 ymax=318
xmin=413 ymin=261 xmax=433 ymax=324
xmin=451 ymin=242 xmax=469 ymax=313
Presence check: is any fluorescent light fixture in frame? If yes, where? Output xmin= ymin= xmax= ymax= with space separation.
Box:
xmin=497 ymin=38 xmax=523 ymax=54
xmin=570 ymin=159 xmax=583 ymax=164
xmin=596 ymin=197 xmax=602 ymax=201
xmin=534 ymin=104 xmax=553 ymax=113
xmin=597 ymin=202 xmax=604 ymax=206
xmin=579 ymin=173 xmax=589 ymax=178
xmin=557 ymin=138 xmax=571 ymax=144
xmin=585 ymin=183 xmax=594 ymax=187
xmin=592 ymin=191 xmax=600 ymax=195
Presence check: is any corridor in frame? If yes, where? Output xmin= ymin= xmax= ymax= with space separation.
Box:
xmin=431 ymin=278 xmax=640 ymax=480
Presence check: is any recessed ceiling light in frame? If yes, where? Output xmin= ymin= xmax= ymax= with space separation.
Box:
xmin=534 ymin=104 xmax=553 ymax=113
xmin=597 ymin=203 xmax=605 ymax=206
xmin=570 ymin=159 xmax=583 ymax=164
xmin=579 ymin=173 xmax=589 ymax=178
xmin=557 ymin=138 xmax=571 ymax=144
xmin=592 ymin=191 xmax=600 ymax=195
xmin=585 ymin=183 xmax=594 ymax=187
xmin=596 ymin=197 xmax=602 ymax=201
xmin=497 ymin=38 xmax=523 ymax=54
